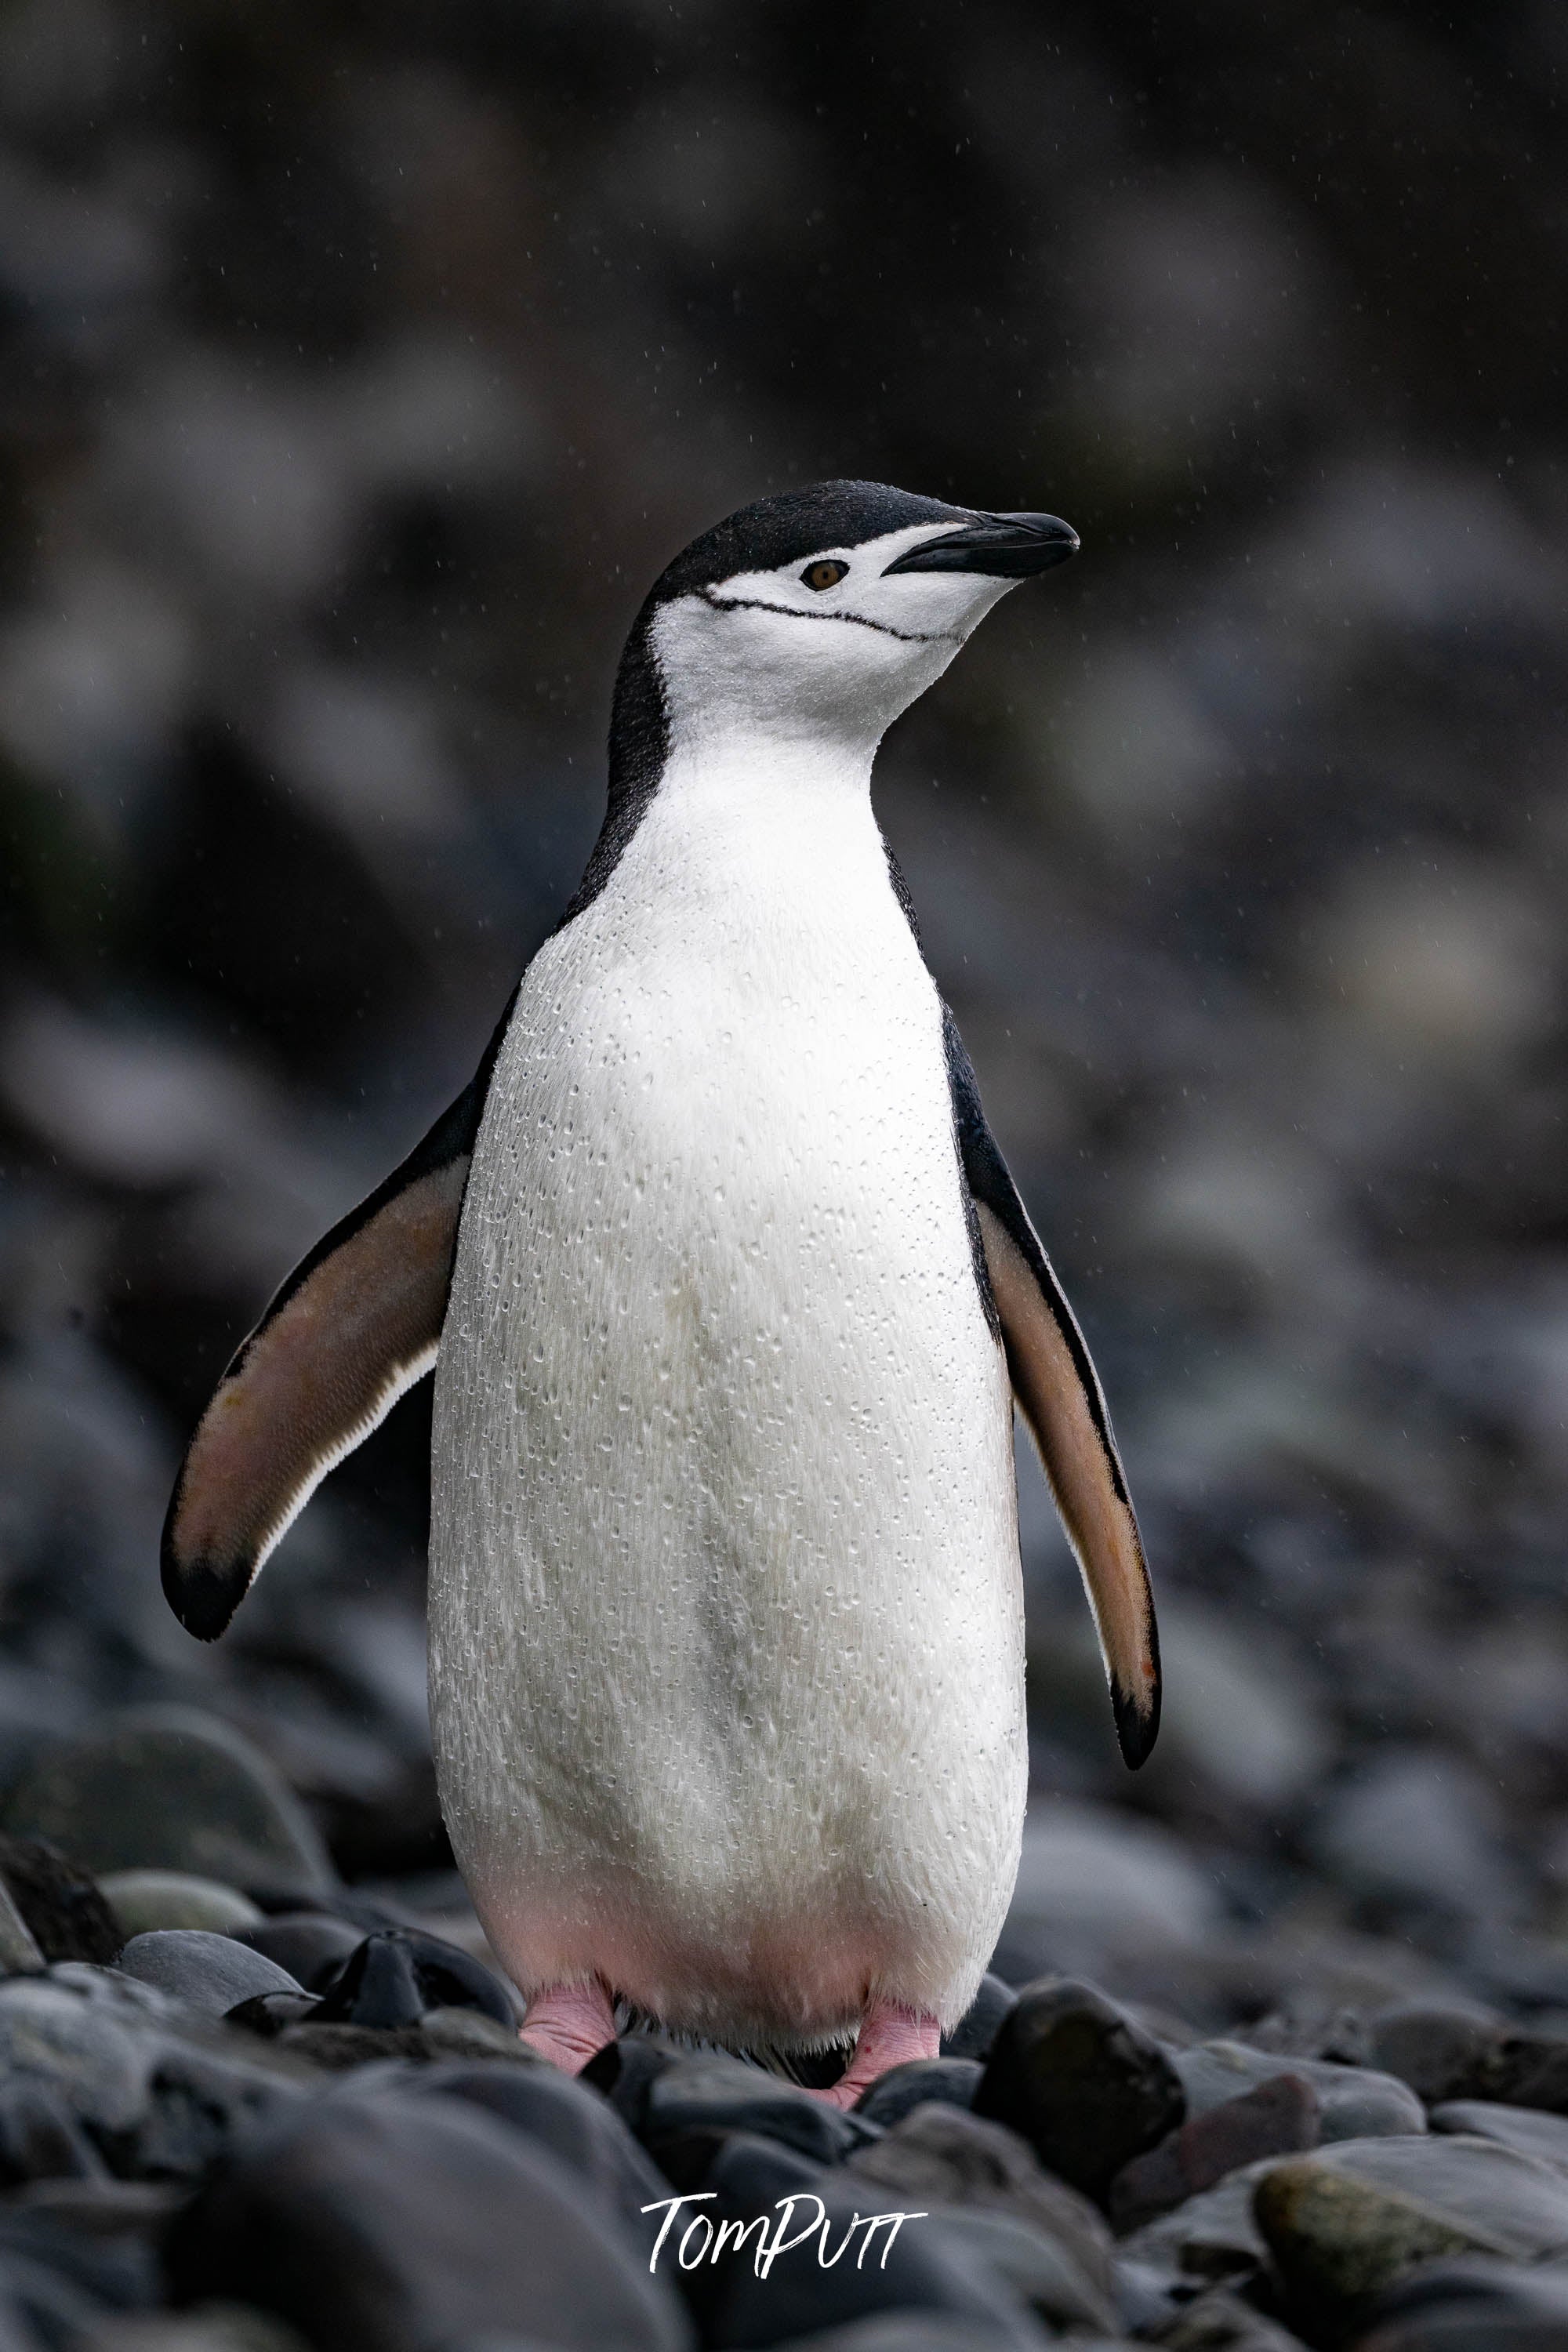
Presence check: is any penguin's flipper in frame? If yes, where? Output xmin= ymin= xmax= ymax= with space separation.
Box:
xmin=162 ymin=1072 xmax=488 ymax=1643
xmin=945 ymin=1009 xmax=1160 ymax=1767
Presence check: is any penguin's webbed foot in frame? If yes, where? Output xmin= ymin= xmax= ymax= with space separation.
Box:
xmin=811 ymin=1998 xmax=940 ymax=2110
xmin=519 ymin=1976 xmax=617 ymax=2072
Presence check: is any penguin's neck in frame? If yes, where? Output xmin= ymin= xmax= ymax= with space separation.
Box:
xmin=646 ymin=727 xmax=888 ymax=919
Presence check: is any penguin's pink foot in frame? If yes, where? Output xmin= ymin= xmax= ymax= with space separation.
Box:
xmin=519 ymin=1976 xmax=617 ymax=2073
xmin=815 ymin=1999 xmax=941 ymax=2111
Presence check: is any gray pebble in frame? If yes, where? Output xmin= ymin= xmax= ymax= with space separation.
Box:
xmin=1174 ymin=2039 xmax=1425 ymax=2142
xmin=117 ymin=1932 xmax=303 ymax=2017
xmin=5 ymin=1707 xmax=334 ymax=1903
xmin=100 ymin=1871 xmax=264 ymax=1939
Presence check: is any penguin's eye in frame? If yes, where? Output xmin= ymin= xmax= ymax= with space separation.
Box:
xmin=801 ymin=558 xmax=849 ymax=591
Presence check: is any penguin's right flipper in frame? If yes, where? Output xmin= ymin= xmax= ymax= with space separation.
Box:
xmin=945 ymin=1008 xmax=1160 ymax=1768
xmin=162 ymin=1053 xmax=496 ymax=1644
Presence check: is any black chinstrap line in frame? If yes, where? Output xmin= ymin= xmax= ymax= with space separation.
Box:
xmin=698 ymin=586 xmax=963 ymax=647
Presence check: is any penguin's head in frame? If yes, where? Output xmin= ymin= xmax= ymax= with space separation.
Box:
xmin=614 ymin=481 xmax=1077 ymax=783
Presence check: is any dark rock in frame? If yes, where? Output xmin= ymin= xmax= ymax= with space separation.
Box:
xmin=1117 ymin=2162 xmax=1277 ymax=2294
xmin=314 ymin=1928 xmax=514 ymax=2028
xmin=694 ymin=2152 xmax=1042 ymax=2352
xmin=761 ymin=2322 xmax=1058 ymax=2352
xmin=973 ymin=1979 xmax=1185 ymax=2201
xmin=1429 ymin=2097 xmax=1568 ymax=2168
xmin=0 ymin=1835 xmax=122 ymax=1964
xmin=1109 ymin=2075 xmax=1321 ymax=2232
xmin=240 ymin=1913 xmax=365 ymax=1991
xmin=1150 ymin=2285 xmax=1310 ymax=2348
xmin=855 ymin=2060 xmax=983 ymax=2129
xmin=580 ymin=2034 xmax=684 ymax=2134
xmin=233 ymin=2005 xmax=537 ymax=2071
xmin=1356 ymin=2258 xmax=1568 ymax=2351
xmin=841 ymin=2103 xmax=1112 ymax=2296
xmin=272 ymin=2020 xmax=433 ymax=2069
xmin=0 ymin=2078 xmax=106 ymax=2185
xmin=167 ymin=2089 xmax=694 ymax=2352
xmin=227 ymin=1992 xmax=325 ymax=2038
xmin=1174 ymin=2039 xmax=1425 ymax=2142
xmin=417 ymin=2008 xmax=538 ymax=2064
xmin=1475 ymin=2026 xmax=1568 ymax=2114
xmin=116 ymin=1930 xmax=304 ymax=2016
xmin=942 ymin=1977 xmax=1018 ymax=2063
xmin=0 ymin=1961 xmax=310 ymax=2183
xmin=403 ymin=2057 xmax=672 ymax=2241
xmin=3 ymin=1708 xmax=335 ymax=1903
xmin=0 ymin=2178 xmax=180 ymax=2333
xmin=0 ymin=1878 xmax=43 ymax=1977
xmin=1254 ymin=2134 xmax=1568 ymax=2322
xmin=99 ymin=1869 xmax=265 ymax=1938
xmin=641 ymin=2050 xmax=877 ymax=2180
xmin=914 ymin=2206 xmax=1119 ymax=2334
xmin=313 ymin=1933 xmax=425 ymax=2029
xmin=1364 ymin=2005 xmax=1504 ymax=2104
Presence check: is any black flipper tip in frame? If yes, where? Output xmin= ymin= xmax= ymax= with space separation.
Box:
xmin=1112 ymin=1677 xmax=1161 ymax=1771
xmin=160 ymin=1520 xmax=249 ymax=1644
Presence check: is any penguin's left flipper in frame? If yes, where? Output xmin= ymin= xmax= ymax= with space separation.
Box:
xmin=161 ymin=1072 xmax=487 ymax=1643
xmin=946 ymin=1010 xmax=1161 ymax=1768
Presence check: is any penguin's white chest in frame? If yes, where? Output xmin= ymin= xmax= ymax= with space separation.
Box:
xmin=428 ymin=759 xmax=1025 ymax=2046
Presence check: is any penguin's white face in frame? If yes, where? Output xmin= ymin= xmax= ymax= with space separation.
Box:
xmin=651 ymin=514 xmax=1076 ymax=760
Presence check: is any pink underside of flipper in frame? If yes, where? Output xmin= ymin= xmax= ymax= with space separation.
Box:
xmin=519 ymin=1977 xmax=618 ymax=2073
xmin=813 ymin=1999 xmax=942 ymax=2110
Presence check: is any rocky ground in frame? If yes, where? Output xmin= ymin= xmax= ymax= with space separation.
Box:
xmin=0 ymin=1705 xmax=1550 ymax=2347
xmin=2 ymin=3 xmax=1567 ymax=2347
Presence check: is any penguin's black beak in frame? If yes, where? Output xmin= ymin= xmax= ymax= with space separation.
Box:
xmin=882 ymin=512 xmax=1080 ymax=579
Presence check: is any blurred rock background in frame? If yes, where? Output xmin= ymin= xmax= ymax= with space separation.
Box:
xmin=0 ymin=0 xmax=1564 ymax=2020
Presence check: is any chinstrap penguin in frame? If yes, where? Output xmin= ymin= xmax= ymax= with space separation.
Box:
xmin=162 ymin=481 xmax=1160 ymax=2103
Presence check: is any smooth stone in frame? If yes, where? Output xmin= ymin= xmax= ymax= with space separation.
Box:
xmin=1000 ymin=1807 xmax=1222 ymax=1976
xmin=0 ymin=1964 xmax=310 ymax=2183
xmin=417 ymin=2009 xmax=539 ymax=2064
xmin=0 ymin=1875 xmax=44 ymax=1974
xmin=762 ymin=2322 xmax=1058 ymax=2352
xmin=239 ymin=2005 xmax=536 ymax=2071
xmin=842 ymin=2103 xmax=1112 ymax=2296
xmin=1430 ymin=2098 xmax=1568 ymax=2169
xmin=1355 ymin=2258 xmax=1568 ymax=2351
xmin=0 ymin=1834 xmax=122 ymax=1964
xmin=3 ymin=1708 xmax=335 ymax=1901
xmin=1254 ymin=2134 xmax=1568 ymax=2314
xmin=100 ymin=1871 xmax=264 ymax=1938
xmin=580 ymin=2035 xmax=684 ymax=2133
xmin=920 ymin=2206 xmax=1118 ymax=2334
xmin=942 ymin=1976 xmax=1018 ymax=2063
xmin=697 ymin=2157 xmax=1043 ymax=2352
xmin=404 ymin=2058 xmax=670 ymax=2241
xmin=1174 ymin=2039 xmax=1425 ymax=2142
xmin=1369 ymin=2005 xmax=1568 ymax=2114
xmin=1109 ymin=2074 xmax=1321 ymax=2232
xmin=313 ymin=1928 xmax=514 ymax=2028
xmin=239 ymin=1912 xmax=364 ymax=1990
xmin=1310 ymin=1751 xmax=1519 ymax=1920
xmin=1117 ymin=2162 xmax=1276 ymax=2293
xmin=116 ymin=1932 xmax=303 ymax=2017
xmin=1474 ymin=2026 xmax=1568 ymax=2114
xmin=167 ymin=2090 xmax=694 ymax=2352
xmin=855 ymin=2060 xmax=982 ymax=2129
xmin=0 ymin=2078 xmax=107 ymax=2184
xmin=642 ymin=2051 xmax=877 ymax=2175
xmin=1150 ymin=2285 xmax=1310 ymax=2349
xmin=1365 ymin=2005 xmax=1504 ymax=2103
xmin=974 ymin=1979 xmax=1185 ymax=2201
xmin=89 ymin=2310 xmax=311 ymax=2351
